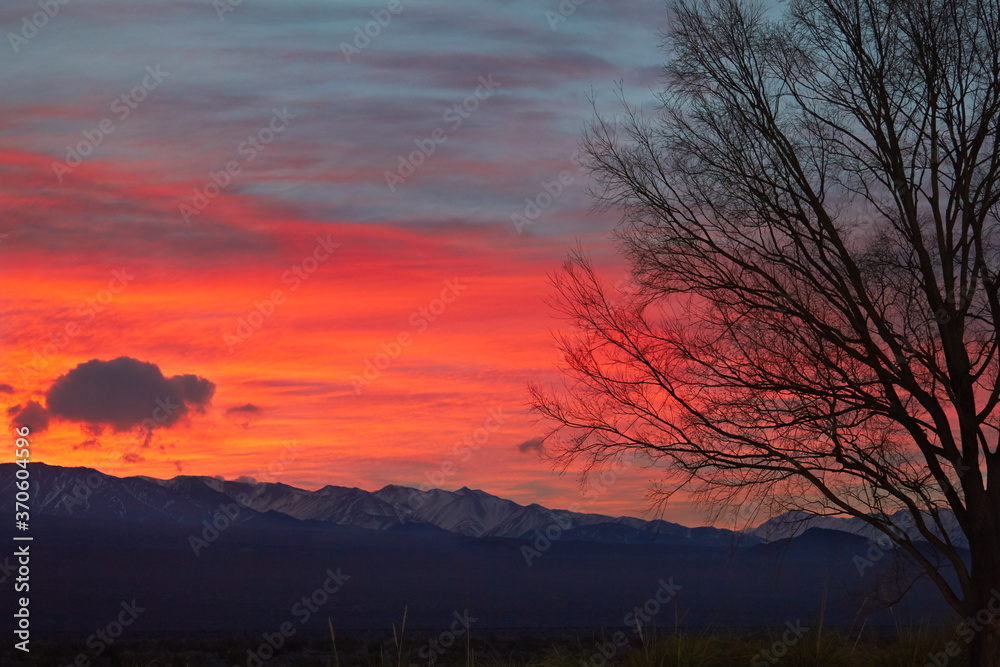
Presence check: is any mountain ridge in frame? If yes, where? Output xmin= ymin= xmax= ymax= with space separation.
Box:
xmin=0 ymin=461 xmax=965 ymax=547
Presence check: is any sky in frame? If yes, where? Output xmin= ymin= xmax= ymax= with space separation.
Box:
xmin=0 ymin=0 xmax=713 ymax=523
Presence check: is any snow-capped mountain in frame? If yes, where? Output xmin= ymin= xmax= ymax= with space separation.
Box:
xmin=4 ymin=462 xmax=264 ymax=524
xmin=2 ymin=462 xmax=749 ymax=546
xmin=0 ymin=463 xmax=968 ymax=548
xmin=753 ymin=508 xmax=968 ymax=548
xmin=199 ymin=477 xmax=403 ymax=530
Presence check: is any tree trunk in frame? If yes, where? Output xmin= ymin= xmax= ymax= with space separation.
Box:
xmin=968 ymin=621 xmax=1000 ymax=667
xmin=966 ymin=504 xmax=1000 ymax=667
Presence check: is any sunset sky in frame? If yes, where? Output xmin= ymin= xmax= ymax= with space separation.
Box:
xmin=0 ymin=0 xmax=709 ymax=522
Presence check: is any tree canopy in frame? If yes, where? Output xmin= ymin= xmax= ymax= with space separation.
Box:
xmin=532 ymin=0 xmax=1000 ymax=662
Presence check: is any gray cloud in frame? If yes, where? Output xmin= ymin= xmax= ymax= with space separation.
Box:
xmin=224 ymin=403 xmax=260 ymax=416
xmin=516 ymin=437 xmax=545 ymax=455
xmin=73 ymin=438 xmax=101 ymax=450
xmin=46 ymin=357 xmax=215 ymax=432
xmin=9 ymin=400 xmax=49 ymax=433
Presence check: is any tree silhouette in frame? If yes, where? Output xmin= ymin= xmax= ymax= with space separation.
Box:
xmin=531 ymin=0 xmax=1000 ymax=662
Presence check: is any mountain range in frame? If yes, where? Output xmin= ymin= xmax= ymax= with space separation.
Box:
xmin=0 ymin=462 xmax=959 ymax=640
xmin=0 ymin=462 xmax=966 ymax=547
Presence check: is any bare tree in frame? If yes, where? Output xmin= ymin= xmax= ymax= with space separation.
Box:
xmin=530 ymin=0 xmax=1000 ymax=662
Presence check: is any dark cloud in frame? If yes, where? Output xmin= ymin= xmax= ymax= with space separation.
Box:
xmin=73 ymin=438 xmax=101 ymax=450
xmin=516 ymin=437 xmax=545 ymax=455
xmin=0 ymin=383 xmax=14 ymax=394
xmin=45 ymin=357 xmax=215 ymax=432
xmin=225 ymin=403 xmax=261 ymax=430
xmin=510 ymin=481 xmax=560 ymax=499
xmin=122 ymin=452 xmax=145 ymax=464
xmin=169 ymin=375 xmax=215 ymax=413
xmin=224 ymin=403 xmax=260 ymax=416
xmin=9 ymin=400 xmax=49 ymax=432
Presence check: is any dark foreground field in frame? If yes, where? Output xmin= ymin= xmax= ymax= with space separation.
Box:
xmin=0 ymin=512 xmax=967 ymax=667
xmin=0 ymin=628 xmax=973 ymax=666
xmin=1 ymin=514 xmax=949 ymax=631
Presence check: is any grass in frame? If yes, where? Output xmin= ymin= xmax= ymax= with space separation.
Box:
xmin=382 ymin=619 xmax=967 ymax=667
xmin=0 ymin=624 xmax=967 ymax=666
xmin=314 ymin=623 xmax=966 ymax=667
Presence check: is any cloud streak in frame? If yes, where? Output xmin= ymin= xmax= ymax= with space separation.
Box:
xmin=0 ymin=0 xmax=692 ymax=521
